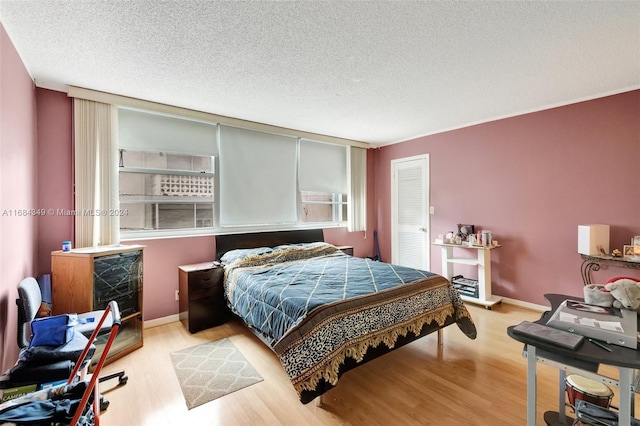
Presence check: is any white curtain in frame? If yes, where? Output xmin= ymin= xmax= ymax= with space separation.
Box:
xmin=74 ymin=98 xmax=119 ymax=247
xmin=348 ymin=146 xmax=367 ymax=232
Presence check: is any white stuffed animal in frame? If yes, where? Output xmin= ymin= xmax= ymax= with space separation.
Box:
xmin=583 ymin=284 xmax=614 ymax=307
xmin=605 ymin=278 xmax=640 ymax=311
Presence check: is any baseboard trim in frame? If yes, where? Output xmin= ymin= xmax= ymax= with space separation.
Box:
xmin=144 ymin=314 xmax=180 ymax=329
xmin=501 ymin=297 xmax=548 ymax=312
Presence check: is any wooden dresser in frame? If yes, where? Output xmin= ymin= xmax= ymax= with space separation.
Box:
xmin=51 ymin=244 xmax=144 ymax=366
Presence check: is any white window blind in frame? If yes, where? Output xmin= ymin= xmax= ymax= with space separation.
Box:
xmin=219 ymin=125 xmax=297 ymax=227
xmin=299 ymin=139 xmax=347 ymax=194
xmin=118 ymin=108 xmax=217 ymax=155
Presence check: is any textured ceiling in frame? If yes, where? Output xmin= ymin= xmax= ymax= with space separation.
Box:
xmin=1 ymin=1 xmax=639 ymax=145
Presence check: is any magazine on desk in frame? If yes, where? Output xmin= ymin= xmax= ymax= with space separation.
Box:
xmin=546 ymin=300 xmax=638 ymax=349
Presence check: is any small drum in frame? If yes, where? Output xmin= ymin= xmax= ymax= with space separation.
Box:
xmin=565 ymin=374 xmax=613 ymax=409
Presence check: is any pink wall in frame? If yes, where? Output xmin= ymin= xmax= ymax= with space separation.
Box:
xmin=0 ymin=24 xmax=38 ymax=372
xmin=125 ymin=236 xmax=215 ymax=320
xmin=376 ymin=90 xmax=640 ymax=306
xmin=24 ymin=66 xmax=640 ymax=320
xmin=36 ymin=89 xmax=74 ymax=275
xmin=29 ymin=88 xmax=640 ymax=318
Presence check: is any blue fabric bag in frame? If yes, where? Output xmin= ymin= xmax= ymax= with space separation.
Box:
xmin=29 ymin=314 xmax=77 ymax=347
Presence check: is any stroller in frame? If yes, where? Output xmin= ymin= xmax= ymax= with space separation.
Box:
xmin=0 ymin=301 xmax=121 ymax=426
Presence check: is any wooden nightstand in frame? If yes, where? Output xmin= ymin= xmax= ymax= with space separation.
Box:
xmin=178 ymin=262 xmax=227 ymax=333
xmin=336 ymin=245 xmax=354 ymax=256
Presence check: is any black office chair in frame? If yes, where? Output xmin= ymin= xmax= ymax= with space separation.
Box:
xmin=5 ymin=277 xmax=127 ymax=410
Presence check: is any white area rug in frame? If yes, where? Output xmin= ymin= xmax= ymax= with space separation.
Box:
xmin=170 ymin=338 xmax=263 ymax=409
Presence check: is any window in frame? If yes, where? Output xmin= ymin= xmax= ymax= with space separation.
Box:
xmin=119 ymin=150 xmax=214 ymax=231
xmin=299 ymin=139 xmax=348 ymax=225
xmin=117 ymin=107 xmax=358 ymax=238
xmin=72 ymin=90 xmax=367 ymax=241
xmin=301 ymin=191 xmax=347 ymax=223
xmin=118 ymin=108 xmax=217 ymax=237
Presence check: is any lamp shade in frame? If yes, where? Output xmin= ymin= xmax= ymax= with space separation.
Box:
xmin=578 ymin=225 xmax=610 ymax=256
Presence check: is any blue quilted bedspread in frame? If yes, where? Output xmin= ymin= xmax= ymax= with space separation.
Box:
xmin=222 ymin=242 xmax=476 ymax=402
xmin=224 ymin=243 xmax=440 ymax=346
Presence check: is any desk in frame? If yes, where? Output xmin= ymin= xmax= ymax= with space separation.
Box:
xmin=507 ymin=294 xmax=640 ymax=426
xmin=580 ymin=254 xmax=640 ymax=285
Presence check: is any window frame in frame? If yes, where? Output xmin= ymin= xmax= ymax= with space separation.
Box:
xmin=118 ymin=151 xmax=216 ymax=239
xmin=300 ymin=191 xmax=347 ymax=226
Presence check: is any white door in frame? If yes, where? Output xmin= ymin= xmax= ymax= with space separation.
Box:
xmin=391 ymin=155 xmax=430 ymax=270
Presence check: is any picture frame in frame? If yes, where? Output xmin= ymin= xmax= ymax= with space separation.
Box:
xmin=457 ymin=224 xmax=475 ymax=238
xmin=623 ymin=245 xmax=634 ymax=258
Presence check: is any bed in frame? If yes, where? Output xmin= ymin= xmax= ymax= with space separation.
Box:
xmin=215 ymin=229 xmax=477 ymax=404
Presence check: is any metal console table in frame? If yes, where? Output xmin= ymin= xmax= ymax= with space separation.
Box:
xmin=580 ymin=254 xmax=640 ymax=285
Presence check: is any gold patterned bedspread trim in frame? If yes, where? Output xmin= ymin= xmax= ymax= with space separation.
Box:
xmin=272 ymin=276 xmax=476 ymax=395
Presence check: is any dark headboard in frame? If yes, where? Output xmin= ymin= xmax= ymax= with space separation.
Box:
xmin=215 ymin=229 xmax=324 ymax=261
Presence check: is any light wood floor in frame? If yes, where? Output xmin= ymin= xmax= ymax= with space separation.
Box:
xmin=97 ymin=302 xmax=634 ymax=425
